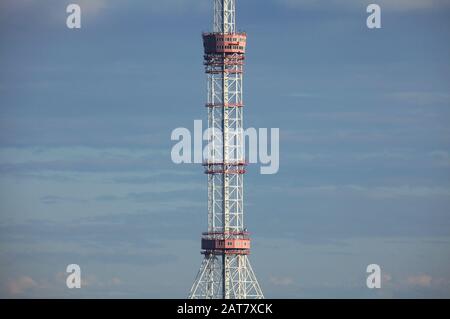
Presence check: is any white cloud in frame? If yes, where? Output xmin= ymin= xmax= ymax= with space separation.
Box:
xmin=269 ymin=275 xmax=295 ymax=286
xmin=7 ymin=276 xmax=38 ymax=295
xmin=406 ymin=274 xmax=433 ymax=287
xmin=382 ymin=273 xmax=393 ymax=284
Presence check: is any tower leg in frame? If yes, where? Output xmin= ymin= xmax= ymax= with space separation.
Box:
xmin=189 ymin=253 xmax=222 ymax=299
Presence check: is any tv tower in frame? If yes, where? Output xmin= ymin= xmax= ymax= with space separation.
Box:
xmin=189 ymin=0 xmax=264 ymax=299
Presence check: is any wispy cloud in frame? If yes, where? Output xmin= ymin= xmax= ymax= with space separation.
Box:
xmin=430 ymin=150 xmax=450 ymax=167
xmin=275 ymin=184 xmax=450 ymax=199
xmin=287 ymin=92 xmax=319 ymax=99
xmin=39 ymin=181 xmax=204 ymax=205
xmin=388 ymin=91 xmax=450 ymax=106
xmin=0 ymin=0 xmax=207 ymax=20
xmin=0 ymin=154 xmax=168 ymax=173
xmin=276 ymin=0 xmax=450 ymax=11
xmin=269 ymin=276 xmax=295 ymax=287
xmin=406 ymin=274 xmax=433 ymax=287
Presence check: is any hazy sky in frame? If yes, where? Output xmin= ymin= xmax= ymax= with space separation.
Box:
xmin=0 ymin=0 xmax=450 ymax=298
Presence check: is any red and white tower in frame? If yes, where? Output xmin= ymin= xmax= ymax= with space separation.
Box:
xmin=189 ymin=0 xmax=264 ymax=299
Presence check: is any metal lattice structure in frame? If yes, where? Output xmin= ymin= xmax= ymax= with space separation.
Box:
xmin=189 ymin=0 xmax=264 ymax=299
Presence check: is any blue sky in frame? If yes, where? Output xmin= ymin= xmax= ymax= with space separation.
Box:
xmin=0 ymin=0 xmax=450 ymax=298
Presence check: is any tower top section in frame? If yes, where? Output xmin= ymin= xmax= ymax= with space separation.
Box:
xmin=204 ymin=0 xmax=246 ymax=55
xmin=213 ymin=0 xmax=236 ymax=34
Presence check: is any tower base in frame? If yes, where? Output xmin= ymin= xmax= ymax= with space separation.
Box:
xmin=189 ymin=253 xmax=264 ymax=299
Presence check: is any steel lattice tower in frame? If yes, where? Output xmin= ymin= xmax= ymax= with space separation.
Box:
xmin=189 ymin=0 xmax=264 ymax=299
